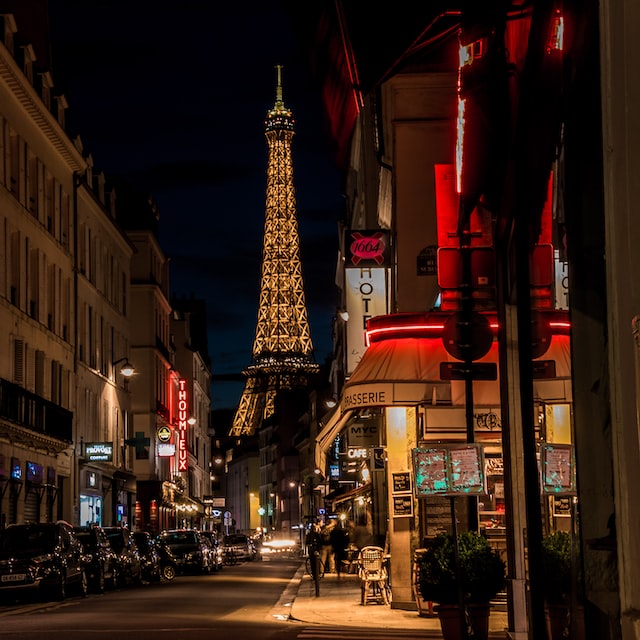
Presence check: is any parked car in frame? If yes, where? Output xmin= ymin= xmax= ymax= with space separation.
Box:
xmin=157 ymin=529 xmax=211 ymax=575
xmin=200 ymin=531 xmax=223 ymax=572
xmin=222 ymin=533 xmax=257 ymax=562
xmin=0 ymin=521 xmax=88 ymax=601
xmin=73 ymin=524 xmax=118 ymax=593
xmin=155 ymin=539 xmax=178 ymax=581
xmin=132 ymin=531 xmax=161 ymax=582
xmin=103 ymin=526 xmax=142 ymax=586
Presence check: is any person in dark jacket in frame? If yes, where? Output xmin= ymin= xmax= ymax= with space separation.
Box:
xmin=329 ymin=524 xmax=350 ymax=577
xmin=305 ymin=524 xmax=322 ymax=580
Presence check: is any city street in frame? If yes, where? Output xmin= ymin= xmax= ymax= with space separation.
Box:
xmin=0 ymin=556 xmax=302 ymax=640
xmin=0 ymin=556 xmax=443 ymax=640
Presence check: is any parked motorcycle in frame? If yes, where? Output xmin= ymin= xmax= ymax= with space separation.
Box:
xmin=156 ymin=541 xmax=177 ymax=581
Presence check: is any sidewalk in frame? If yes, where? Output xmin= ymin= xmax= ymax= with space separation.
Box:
xmin=288 ymin=567 xmax=509 ymax=638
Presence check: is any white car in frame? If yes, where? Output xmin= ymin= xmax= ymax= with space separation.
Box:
xmin=222 ymin=534 xmax=257 ymax=561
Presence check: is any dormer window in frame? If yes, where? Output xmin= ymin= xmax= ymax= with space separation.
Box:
xmin=0 ymin=14 xmax=17 ymax=55
xmin=39 ymin=71 xmax=53 ymax=110
xmin=55 ymin=95 xmax=68 ymax=129
xmin=20 ymin=44 xmax=35 ymax=83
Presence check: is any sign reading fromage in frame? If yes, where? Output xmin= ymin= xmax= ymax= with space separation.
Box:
xmin=176 ymin=378 xmax=189 ymax=472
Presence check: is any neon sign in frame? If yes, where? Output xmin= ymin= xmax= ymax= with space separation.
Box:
xmin=176 ymin=378 xmax=189 ymax=472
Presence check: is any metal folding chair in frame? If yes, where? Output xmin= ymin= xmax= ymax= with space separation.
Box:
xmin=357 ymin=545 xmax=391 ymax=605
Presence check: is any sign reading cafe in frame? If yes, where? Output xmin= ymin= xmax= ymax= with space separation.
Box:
xmin=176 ymin=378 xmax=189 ymax=472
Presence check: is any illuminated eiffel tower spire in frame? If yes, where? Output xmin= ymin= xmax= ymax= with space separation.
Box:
xmin=230 ymin=65 xmax=319 ymax=436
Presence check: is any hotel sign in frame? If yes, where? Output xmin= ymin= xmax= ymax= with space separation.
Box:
xmin=345 ymin=268 xmax=388 ymax=375
xmin=345 ymin=230 xmax=391 ymax=267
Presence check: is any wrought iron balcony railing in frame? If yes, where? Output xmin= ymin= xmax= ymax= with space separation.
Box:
xmin=0 ymin=378 xmax=73 ymax=443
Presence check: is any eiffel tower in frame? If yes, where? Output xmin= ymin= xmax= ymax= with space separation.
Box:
xmin=230 ymin=66 xmax=320 ymax=437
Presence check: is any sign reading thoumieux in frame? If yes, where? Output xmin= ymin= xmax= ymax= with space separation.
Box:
xmin=85 ymin=442 xmax=113 ymax=462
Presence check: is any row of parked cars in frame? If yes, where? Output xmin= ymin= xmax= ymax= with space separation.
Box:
xmin=0 ymin=521 xmax=230 ymax=602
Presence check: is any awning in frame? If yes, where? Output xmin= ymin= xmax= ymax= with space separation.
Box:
xmin=315 ymin=333 xmax=571 ymax=472
xmin=314 ymin=408 xmax=356 ymax=472
xmin=340 ymin=337 xmax=465 ymax=411
xmin=326 ymin=481 xmax=372 ymax=507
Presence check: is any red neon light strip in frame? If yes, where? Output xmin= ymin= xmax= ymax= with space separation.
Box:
xmin=365 ymin=313 xmax=570 ymax=344
xmin=366 ymin=323 xmax=445 ymax=338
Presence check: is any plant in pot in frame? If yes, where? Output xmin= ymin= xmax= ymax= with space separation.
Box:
xmin=417 ymin=531 xmax=506 ymax=640
xmin=541 ymin=530 xmax=572 ymax=640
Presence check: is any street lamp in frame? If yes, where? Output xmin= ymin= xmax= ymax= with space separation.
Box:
xmin=288 ymin=481 xmax=296 ymax=534
xmin=112 ymin=357 xmax=135 ymax=377
xmin=289 ymin=481 xmax=303 ymax=545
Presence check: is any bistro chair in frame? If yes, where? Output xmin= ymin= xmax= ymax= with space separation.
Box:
xmin=357 ymin=545 xmax=391 ymax=605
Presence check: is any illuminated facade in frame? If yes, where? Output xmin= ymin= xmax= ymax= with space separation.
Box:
xmin=294 ymin=5 xmax=578 ymax=632
xmin=231 ymin=66 xmax=319 ymax=437
xmin=0 ymin=12 xmax=135 ymax=528
xmin=124 ymin=216 xmax=210 ymax=533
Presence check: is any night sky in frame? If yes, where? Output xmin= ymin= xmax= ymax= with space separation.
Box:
xmin=46 ymin=1 xmax=343 ymax=409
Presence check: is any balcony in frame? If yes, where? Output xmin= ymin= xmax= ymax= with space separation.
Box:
xmin=0 ymin=378 xmax=72 ymax=443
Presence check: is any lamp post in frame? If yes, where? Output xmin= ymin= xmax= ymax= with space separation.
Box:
xmin=288 ymin=481 xmax=296 ymax=536
xmin=112 ymin=357 xmax=135 ymax=378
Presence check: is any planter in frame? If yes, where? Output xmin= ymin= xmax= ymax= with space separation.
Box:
xmin=545 ymin=603 xmax=570 ymax=640
xmin=412 ymin=550 xmax=435 ymax=617
xmin=435 ymin=603 xmax=491 ymax=640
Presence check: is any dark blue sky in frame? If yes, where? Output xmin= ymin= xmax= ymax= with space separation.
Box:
xmin=47 ymin=1 xmax=343 ymax=409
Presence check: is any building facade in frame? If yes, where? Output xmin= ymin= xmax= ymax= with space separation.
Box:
xmin=0 ymin=7 xmax=213 ymax=537
xmin=0 ymin=11 xmax=137 ymax=528
xmin=287 ymin=5 xmax=584 ymax=637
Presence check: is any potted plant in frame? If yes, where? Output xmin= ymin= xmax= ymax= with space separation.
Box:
xmin=541 ymin=531 xmax=572 ymax=640
xmin=417 ymin=531 xmax=506 ymax=640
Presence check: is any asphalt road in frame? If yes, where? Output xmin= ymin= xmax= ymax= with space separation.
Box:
xmin=0 ymin=555 xmax=306 ymax=640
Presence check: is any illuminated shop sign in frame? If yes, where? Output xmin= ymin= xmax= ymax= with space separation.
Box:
xmin=345 ymin=230 xmax=390 ymax=267
xmin=26 ymin=461 xmax=44 ymax=483
xmin=85 ymin=442 xmax=114 ymax=462
xmin=157 ymin=425 xmax=172 ymax=443
xmin=157 ymin=425 xmax=174 ymax=457
xmin=158 ymin=442 xmax=176 ymax=457
xmin=176 ymin=378 xmax=189 ymax=472
xmin=345 ymin=268 xmax=388 ymax=374
xmin=10 ymin=457 xmax=21 ymax=480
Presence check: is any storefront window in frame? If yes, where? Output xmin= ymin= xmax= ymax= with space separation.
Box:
xmin=80 ymin=494 xmax=102 ymax=526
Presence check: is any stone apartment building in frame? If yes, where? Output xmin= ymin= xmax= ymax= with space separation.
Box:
xmin=0 ymin=6 xmax=212 ymax=531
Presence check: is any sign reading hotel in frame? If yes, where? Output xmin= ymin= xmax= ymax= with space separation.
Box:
xmin=176 ymin=378 xmax=189 ymax=472
xmin=344 ymin=230 xmax=389 ymax=375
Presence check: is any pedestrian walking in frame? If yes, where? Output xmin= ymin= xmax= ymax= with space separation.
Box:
xmin=305 ymin=524 xmax=322 ymax=583
xmin=330 ymin=523 xmax=349 ymax=577
xmin=319 ymin=523 xmax=336 ymax=573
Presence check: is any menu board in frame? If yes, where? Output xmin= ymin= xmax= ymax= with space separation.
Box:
xmin=392 ymin=494 xmax=414 ymax=517
xmin=450 ymin=446 xmax=484 ymax=492
xmin=413 ymin=444 xmax=486 ymax=497
xmin=541 ymin=444 xmax=576 ymax=495
xmin=392 ymin=472 xmax=412 ymax=494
